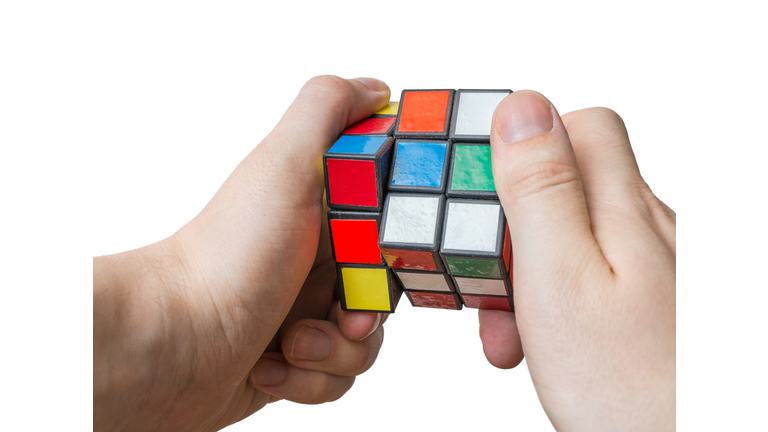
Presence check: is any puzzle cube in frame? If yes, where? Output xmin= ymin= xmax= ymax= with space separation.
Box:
xmin=394 ymin=90 xmax=455 ymax=139
xmin=394 ymin=268 xmax=455 ymax=292
xmin=328 ymin=210 xmax=383 ymax=265
xmin=379 ymin=193 xmax=446 ymax=272
xmin=337 ymin=264 xmax=403 ymax=313
xmin=342 ymin=117 xmax=396 ymax=136
xmin=452 ymin=274 xmax=511 ymax=296
xmin=388 ymin=140 xmax=451 ymax=194
xmin=406 ymin=291 xmax=462 ymax=310
xmin=446 ymin=143 xmax=497 ymax=199
xmin=449 ymin=89 xmax=512 ymax=142
xmin=324 ymin=135 xmax=394 ymax=211
xmin=440 ymin=199 xmax=510 ymax=279
xmin=460 ymin=293 xmax=514 ymax=312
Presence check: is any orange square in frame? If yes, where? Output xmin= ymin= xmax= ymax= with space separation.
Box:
xmin=398 ymin=91 xmax=450 ymax=133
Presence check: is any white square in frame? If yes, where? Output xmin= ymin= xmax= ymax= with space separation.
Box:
xmin=382 ymin=195 xmax=440 ymax=245
xmin=455 ymin=92 xmax=509 ymax=136
xmin=454 ymin=276 xmax=507 ymax=296
xmin=443 ymin=202 xmax=500 ymax=252
xmin=395 ymin=271 xmax=451 ymax=292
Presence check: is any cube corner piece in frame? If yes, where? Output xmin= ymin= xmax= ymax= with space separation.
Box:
xmin=448 ymin=89 xmax=513 ymax=143
xmin=324 ymin=135 xmax=394 ymax=211
xmin=387 ymin=139 xmax=452 ymax=194
xmin=440 ymin=198 xmax=510 ymax=279
xmin=379 ymin=193 xmax=446 ymax=272
xmin=337 ymin=264 xmax=403 ymax=313
xmin=393 ymin=89 xmax=456 ymax=140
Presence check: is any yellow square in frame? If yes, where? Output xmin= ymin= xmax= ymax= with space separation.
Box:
xmin=375 ymin=101 xmax=399 ymax=116
xmin=341 ymin=267 xmax=391 ymax=311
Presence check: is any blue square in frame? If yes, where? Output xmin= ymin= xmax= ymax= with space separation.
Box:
xmin=390 ymin=141 xmax=448 ymax=188
xmin=327 ymin=136 xmax=388 ymax=155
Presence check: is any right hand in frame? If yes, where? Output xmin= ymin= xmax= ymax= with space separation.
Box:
xmin=482 ymin=90 xmax=675 ymax=431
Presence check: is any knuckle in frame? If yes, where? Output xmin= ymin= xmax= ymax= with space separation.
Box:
xmin=504 ymin=160 xmax=581 ymax=199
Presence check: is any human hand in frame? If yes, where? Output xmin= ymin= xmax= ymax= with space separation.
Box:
xmin=93 ymin=76 xmax=392 ymax=431
xmin=480 ymin=91 xmax=675 ymax=430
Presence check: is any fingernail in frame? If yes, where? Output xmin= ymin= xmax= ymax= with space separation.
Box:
xmin=497 ymin=91 xmax=554 ymax=144
xmin=290 ymin=325 xmax=332 ymax=361
xmin=357 ymin=313 xmax=382 ymax=341
xmin=353 ymin=77 xmax=388 ymax=92
xmin=250 ymin=358 xmax=288 ymax=386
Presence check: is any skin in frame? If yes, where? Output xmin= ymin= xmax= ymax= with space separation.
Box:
xmin=93 ymin=79 xmax=675 ymax=431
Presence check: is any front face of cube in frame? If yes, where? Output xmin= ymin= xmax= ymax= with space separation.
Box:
xmin=329 ymin=216 xmax=383 ymax=265
xmin=389 ymin=140 xmax=449 ymax=193
xmin=461 ymin=294 xmax=513 ymax=312
xmin=339 ymin=266 xmax=396 ymax=312
xmin=451 ymin=90 xmax=510 ymax=140
xmin=448 ymin=144 xmax=496 ymax=197
xmin=395 ymin=90 xmax=453 ymax=138
xmin=396 ymin=270 xmax=453 ymax=292
xmin=380 ymin=195 xmax=442 ymax=271
xmin=407 ymin=291 xmax=461 ymax=310
xmin=325 ymin=136 xmax=391 ymax=209
xmin=441 ymin=201 xmax=505 ymax=278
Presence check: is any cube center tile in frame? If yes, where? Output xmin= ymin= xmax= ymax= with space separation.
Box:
xmin=443 ymin=202 xmax=500 ymax=252
xmin=391 ymin=141 xmax=447 ymax=187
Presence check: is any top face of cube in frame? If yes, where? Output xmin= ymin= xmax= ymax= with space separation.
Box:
xmin=388 ymin=140 xmax=451 ymax=194
xmin=447 ymin=143 xmax=497 ymax=199
xmin=380 ymin=194 xmax=444 ymax=249
xmin=441 ymin=199 xmax=504 ymax=256
xmin=342 ymin=117 xmax=396 ymax=136
xmin=372 ymin=101 xmax=400 ymax=117
xmin=394 ymin=90 xmax=455 ymax=139
xmin=449 ymin=89 xmax=512 ymax=142
xmin=327 ymin=135 xmax=391 ymax=156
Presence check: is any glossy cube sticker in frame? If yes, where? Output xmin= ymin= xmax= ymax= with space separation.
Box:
xmin=379 ymin=193 xmax=445 ymax=272
xmin=447 ymin=143 xmax=497 ymax=199
xmin=328 ymin=210 xmax=383 ymax=265
xmin=388 ymin=140 xmax=451 ymax=194
xmin=394 ymin=90 xmax=455 ymax=139
xmin=406 ymin=291 xmax=462 ymax=310
xmin=461 ymin=294 xmax=514 ymax=312
xmin=449 ymin=89 xmax=512 ymax=142
xmin=394 ymin=269 xmax=455 ymax=292
xmin=337 ymin=264 xmax=403 ymax=313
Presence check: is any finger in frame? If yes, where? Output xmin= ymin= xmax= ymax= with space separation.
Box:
xmin=561 ymin=108 xmax=674 ymax=270
xmin=281 ymin=318 xmax=383 ymax=376
xmin=490 ymin=91 xmax=610 ymax=289
xmin=333 ymin=301 xmax=383 ymax=341
xmin=478 ymin=310 xmax=524 ymax=369
xmin=249 ymin=353 xmax=355 ymax=404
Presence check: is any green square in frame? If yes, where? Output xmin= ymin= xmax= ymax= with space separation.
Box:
xmin=445 ymin=256 xmax=502 ymax=278
xmin=451 ymin=145 xmax=495 ymax=191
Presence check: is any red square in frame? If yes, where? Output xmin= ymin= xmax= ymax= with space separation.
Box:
xmin=408 ymin=292 xmax=460 ymax=310
xmin=327 ymin=158 xmax=378 ymax=207
xmin=462 ymin=295 xmax=512 ymax=312
xmin=381 ymin=248 xmax=437 ymax=271
xmin=343 ymin=117 xmax=395 ymax=135
xmin=330 ymin=219 xmax=382 ymax=264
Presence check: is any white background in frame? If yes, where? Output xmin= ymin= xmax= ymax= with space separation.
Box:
xmin=1 ymin=0 xmax=766 ymax=430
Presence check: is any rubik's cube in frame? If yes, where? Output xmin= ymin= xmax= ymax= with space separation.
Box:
xmin=324 ymin=90 xmax=514 ymax=313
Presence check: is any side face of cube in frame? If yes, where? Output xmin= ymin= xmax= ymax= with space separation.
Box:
xmin=379 ymin=193 xmax=445 ymax=272
xmin=337 ymin=264 xmax=403 ymax=313
xmin=446 ymin=143 xmax=498 ymax=199
xmin=440 ymin=199 xmax=509 ymax=279
xmin=460 ymin=293 xmax=514 ymax=312
xmin=406 ymin=290 xmax=463 ymax=310
xmin=324 ymin=135 xmax=394 ymax=211
xmin=449 ymin=89 xmax=512 ymax=142
xmin=328 ymin=210 xmax=383 ymax=265
xmin=394 ymin=90 xmax=456 ymax=140
xmin=452 ymin=274 xmax=511 ymax=297
xmin=394 ymin=269 xmax=455 ymax=292
xmin=388 ymin=139 xmax=451 ymax=194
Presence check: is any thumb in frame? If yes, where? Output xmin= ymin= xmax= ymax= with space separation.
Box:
xmin=490 ymin=91 xmax=604 ymax=312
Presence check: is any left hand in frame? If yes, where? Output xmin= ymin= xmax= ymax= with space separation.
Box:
xmin=93 ymin=76 xmax=392 ymax=431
